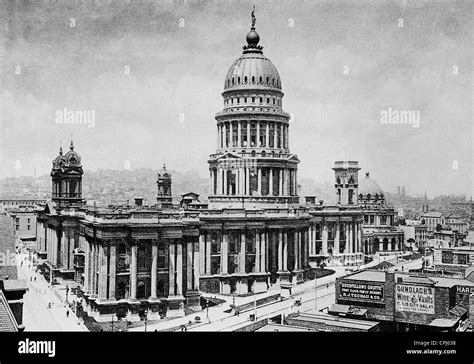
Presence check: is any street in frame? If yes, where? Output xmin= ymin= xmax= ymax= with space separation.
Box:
xmin=16 ymin=253 xmax=88 ymax=332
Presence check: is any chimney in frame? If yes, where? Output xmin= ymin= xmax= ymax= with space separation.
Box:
xmin=134 ymin=197 xmax=143 ymax=208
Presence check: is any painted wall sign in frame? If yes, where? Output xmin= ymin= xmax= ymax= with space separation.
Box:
xmin=395 ymin=284 xmax=434 ymax=314
xmin=340 ymin=282 xmax=384 ymax=302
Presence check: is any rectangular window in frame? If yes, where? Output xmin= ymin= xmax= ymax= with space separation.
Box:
xmin=370 ymin=216 xmax=375 ymax=225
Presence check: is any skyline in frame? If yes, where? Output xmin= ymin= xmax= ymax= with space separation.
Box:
xmin=0 ymin=0 xmax=472 ymax=197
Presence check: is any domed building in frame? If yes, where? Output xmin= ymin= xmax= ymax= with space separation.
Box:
xmin=358 ymin=172 xmax=404 ymax=254
xmin=200 ymin=11 xmax=310 ymax=295
xmin=208 ymin=12 xmax=299 ymax=208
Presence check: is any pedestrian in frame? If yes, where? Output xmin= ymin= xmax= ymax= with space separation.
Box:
xmin=66 ymin=310 xmax=70 ymax=318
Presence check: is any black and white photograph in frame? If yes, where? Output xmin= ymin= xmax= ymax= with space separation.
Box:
xmin=0 ymin=0 xmax=472 ymax=361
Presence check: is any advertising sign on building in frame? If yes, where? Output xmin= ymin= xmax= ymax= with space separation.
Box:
xmin=395 ymin=284 xmax=434 ymax=314
xmin=340 ymin=282 xmax=384 ymax=303
xmin=456 ymin=285 xmax=474 ymax=295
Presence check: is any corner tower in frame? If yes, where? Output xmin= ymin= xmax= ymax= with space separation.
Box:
xmin=333 ymin=161 xmax=360 ymax=206
xmin=51 ymin=140 xmax=84 ymax=209
xmin=208 ymin=10 xmax=299 ymax=209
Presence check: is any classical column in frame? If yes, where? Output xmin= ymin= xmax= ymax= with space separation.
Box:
xmin=221 ymin=233 xmax=228 ymax=274
xmin=255 ymin=231 xmax=261 ymax=272
xmin=279 ymin=169 xmax=283 ymax=196
xmin=349 ymin=222 xmax=354 ymax=253
xmin=293 ymin=231 xmax=299 ymax=270
xmin=269 ymin=168 xmax=273 ymax=196
xmin=176 ymin=242 xmax=183 ymax=296
xmin=130 ymin=243 xmax=137 ymax=300
xmin=109 ymin=242 xmax=116 ymax=299
xmin=223 ymin=169 xmax=227 ymax=195
xmin=84 ymin=240 xmax=90 ymax=293
xmin=257 ymin=168 xmax=262 ymax=195
xmin=98 ymin=244 xmax=106 ymax=299
xmin=193 ymin=240 xmax=199 ymax=290
xmin=205 ymin=235 xmax=211 ymax=275
xmin=187 ymin=240 xmax=193 ymax=290
xmin=238 ymin=121 xmax=242 ymax=147
xmin=229 ymin=122 xmax=233 ymax=147
xmin=345 ymin=222 xmax=350 ymax=254
xmin=216 ymin=168 xmax=222 ymax=195
xmin=277 ymin=232 xmax=283 ymax=271
xmin=223 ymin=123 xmax=227 ymax=148
xmin=357 ymin=222 xmax=362 ymax=253
xmin=240 ymin=232 xmax=246 ymax=273
xmin=247 ymin=121 xmax=251 ymax=147
xmin=239 ymin=168 xmax=244 ymax=195
xmin=169 ymin=243 xmax=176 ymax=295
xmin=256 ymin=121 xmax=260 ymax=147
xmin=334 ymin=222 xmax=340 ymax=255
xmin=265 ymin=122 xmax=269 ymax=147
xmin=260 ymin=231 xmax=266 ymax=272
xmin=149 ymin=241 xmax=158 ymax=299
xmin=283 ymin=231 xmax=288 ymax=271
xmin=199 ymin=234 xmax=205 ymax=275
xmin=322 ymin=223 xmax=329 ymax=254
xmin=245 ymin=167 xmax=250 ymax=195
xmin=280 ymin=124 xmax=284 ymax=148
xmin=273 ymin=123 xmax=278 ymax=148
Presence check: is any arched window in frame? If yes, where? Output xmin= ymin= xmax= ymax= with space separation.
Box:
xmin=251 ymin=150 xmax=256 ymax=158
xmin=259 ymin=76 xmax=262 ymax=83
xmin=252 ymin=76 xmax=255 ymax=83
xmin=267 ymin=97 xmax=270 ymax=103
xmin=266 ymin=76 xmax=269 ymax=84
xmin=244 ymin=76 xmax=248 ymax=83
xmin=232 ymin=77 xmax=235 ymax=85
xmin=252 ymin=97 xmax=255 ymax=103
xmin=272 ymin=77 xmax=275 ymax=85
xmin=238 ymin=76 xmax=241 ymax=84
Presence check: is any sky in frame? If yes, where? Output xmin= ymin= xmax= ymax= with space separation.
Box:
xmin=0 ymin=0 xmax=472 ymax=197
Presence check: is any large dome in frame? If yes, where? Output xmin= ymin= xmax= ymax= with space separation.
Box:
xmin=223 ymin=28 xmax=282 ymax=92
xmin=359 ymin=172 xmax=383 ymax=196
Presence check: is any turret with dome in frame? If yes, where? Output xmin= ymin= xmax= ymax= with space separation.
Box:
xmin=209 ymin=8 xmax=299 ymax=208
xmin=51 ymin=140 xmax=84 ymax=208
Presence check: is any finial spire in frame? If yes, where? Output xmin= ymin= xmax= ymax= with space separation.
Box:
xmin=70 ymin=139 xmax=74 ymax=151
xmin=251 ymin=5 xmax=256 ymax=29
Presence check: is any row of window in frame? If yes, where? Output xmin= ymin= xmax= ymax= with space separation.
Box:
xmin=227 ymin=75 xmax=280 ymax=88
xmin=225 ymin=96 xmax=281 ymax=107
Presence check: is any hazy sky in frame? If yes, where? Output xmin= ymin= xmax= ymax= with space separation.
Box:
xmin=0 ymin=0 xmax=472 ymax=197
